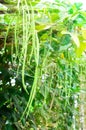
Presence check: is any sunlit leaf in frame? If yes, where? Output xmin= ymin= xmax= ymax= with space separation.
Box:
xmin=59 ymin=44 xmax=71 ymax=52
xmin=0 ymin=3 xmax=7 ymax=11
xmin=36 ymin=23 xmax=55 ymax=32
xmin=76 ymin=41 xmax=86 ymax=57
xmin=71 ymin=33 xmax=80 ymax=47
xmin=82 ymin=28 xmax=86 ymax=39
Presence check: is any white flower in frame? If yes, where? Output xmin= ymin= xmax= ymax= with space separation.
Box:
xmin=26 ymin=82 xmax=29 ymax=86
xmin=10 ymin=78 xmax=16 ymax=86
xmin=42 ymin=74 xmax=48 ymax=83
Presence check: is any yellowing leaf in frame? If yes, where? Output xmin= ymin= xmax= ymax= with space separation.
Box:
xmin=60 ymin=53 xmax=64 ymax=59
xmin=36 ymin=24 xmax=47 ymax=32
xmin=76 ymin=41 xmax=86 ymax=57
xmin=36 ymin=23 xmax=55 ymax=32
xmin=82 ymin=29 xmax=86 ymax=39
xmin=58 ymin=85 xmax=63 ymax=89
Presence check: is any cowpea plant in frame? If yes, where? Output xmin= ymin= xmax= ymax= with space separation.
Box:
xmin=0 ymin=0 xmax=86 ymax=129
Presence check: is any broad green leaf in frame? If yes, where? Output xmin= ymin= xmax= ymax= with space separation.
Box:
xmin=40 ymin=33 xmax=48 ymax=40
xmin=61 ymin=31 xmax=80 ymax=47
xmin=50 ymin=13 xmax=59 ymax=22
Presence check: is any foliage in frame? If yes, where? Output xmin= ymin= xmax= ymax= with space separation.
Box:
xmin=0 ymin=0 xmax=86 ymax=129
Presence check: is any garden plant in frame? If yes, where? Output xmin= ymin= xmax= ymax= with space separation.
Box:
xmin=0 ymin=0 xmax=86 ymax=130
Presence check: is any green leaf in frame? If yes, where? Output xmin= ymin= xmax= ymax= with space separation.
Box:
xmin=36 ymin=23 xmax=55 ymax=32
xmin=61 ymin=31 xmax=80 ymax=47
xmin=59 ymin=44 xmax=71 ymax=52
xmin=0 ymin=3 xmax=7 ymax=11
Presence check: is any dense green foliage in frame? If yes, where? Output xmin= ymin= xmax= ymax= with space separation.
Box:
xmin=0 ymin=0 xmax=86 ymax=129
